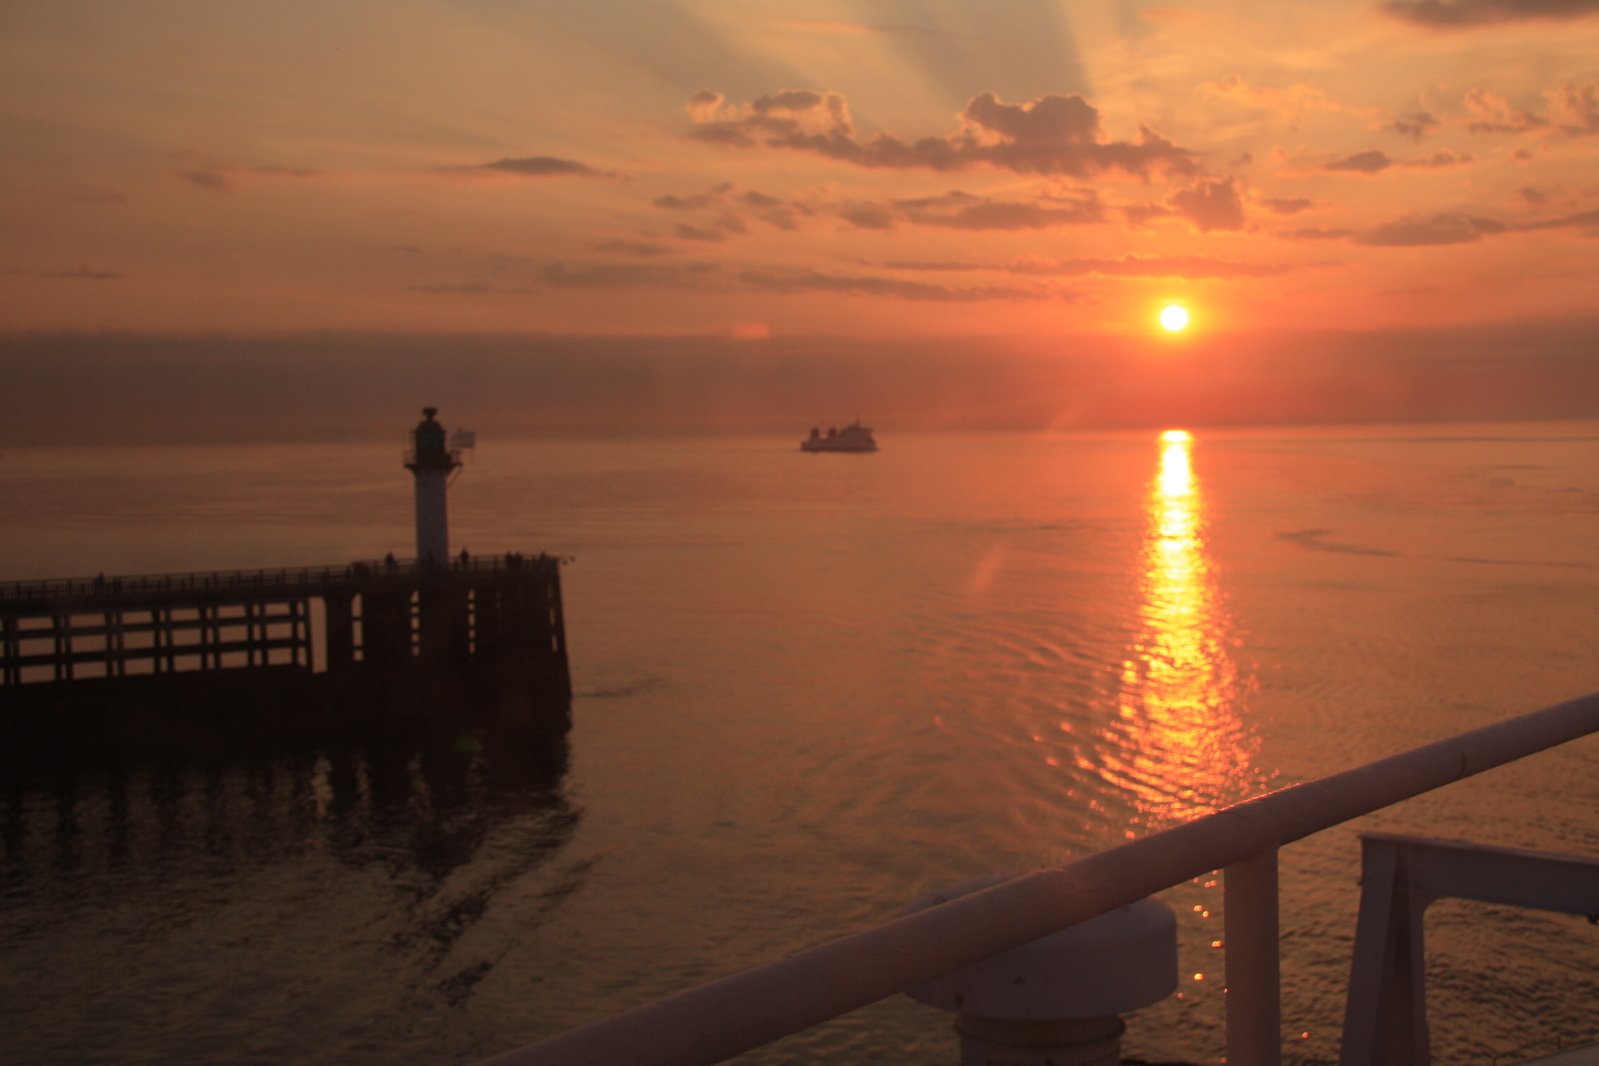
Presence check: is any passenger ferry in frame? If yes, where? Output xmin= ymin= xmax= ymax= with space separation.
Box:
xmin=800 ymin=421 xmax=878 ymax=452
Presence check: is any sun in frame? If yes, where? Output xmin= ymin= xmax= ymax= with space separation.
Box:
xmin=1159 ymin=304 xmax=1190 ymax=332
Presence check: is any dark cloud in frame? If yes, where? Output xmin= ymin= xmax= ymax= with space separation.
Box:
xmin=1018 ymin=255 xmax=1289 ymax=279
xmin=1355 ymin=212 xmax=1507 ymax=245
xmin=840 ymin=205 xmax=898 ymax=230
xmin=675 ymin=223 xmax=731 ymax=242
xmin=536 ymin=259 xmax=1053 ymax=302
xmin=403 ymin=282 xmax=541 ymax=295
xmin=170 ymin=152 xmax=321 ymax=192
xmin=687 ymin=88 xmax=1198 ymax=178
xmin=1392 ymin=111 xmax=1440 ymax=141
xmin=655 ymin=192 xmax=721 ymax=209
xmin=1169 ymin=177 xmax=1246 ymax=232
xmin=176 ymin=168 xmax=234 ymax=192
xmin=838 ymin=190 xmax=1104 ymax=231
xmin=1382 ymin=0 xmax=1599 ymax=27
xmin=594 ymin=239 xmax=677 ymax=256
xmin=543 ymin=262 xmax=722 ymax=290
xmin=1319 ymin=148 xmax=1471 ymax=173
xmin=1261 ymin=197 xmax=1314 ymax=215
xmin=461 ymin=156 xmax=609 ymax=177
xmin=735 ymin=267 xmax=1053 ymax=302
xmin=896 ymin=189 xmax=1104 ymax=230
xmin=869 ymin=254 xmax=1290 ymax=279
xmin=7 ymin=264 xmax=122 ymax=281
xmin=1324 ymin=150 xmax=1393 ymax=173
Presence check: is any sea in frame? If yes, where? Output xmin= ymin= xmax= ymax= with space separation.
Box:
xmin=2 ymin=422 xmax=1598 ymax=1065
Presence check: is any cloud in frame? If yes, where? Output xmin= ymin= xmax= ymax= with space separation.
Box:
xmin=1410 ymin=149 xmax=1473 ymax=167
xmin=1382 ymin=0 xmax=1599 ymax=27
xmin=1324 ymin=150 xmax=1394 ymax=173
xmin=176 ymin=168 xmax=234 ymax=192
xmin=1464 ymin=89 xmax=1547 ymax=132
xmin=873 ymin=254 xmax=1289 ymax=279
xmin=169 ymin=151 xmax=321 ymax=192
xmin=687 ymin=88 xmax=1198 ymax=178
xmin=7 ymin=263 xmax=122 ymax=281
xmin=537 ymin=259 xmax=1054 ymax=301
xmin=736 ymin=268 xmax=1054 ymax=302
xmin=836 ymin=189 xmax=1105 ymax=232
xmin=675 ymin=223 xmax=732 ymax=242
xmin=1319 ymin=148 xmax=1472 ymax=172
xmin=1355 ymin=212 xmax=1507 ymax=245
xmin=594 ymin=239 xmax=677 ymax=256
xmin=1169 ymin=177 xmax=1246 ymax=231
xmin=403 ymin=282 xmax=536 ymax=295
xmin=1544 ymin=83 xmax=1599 ymax=132
xmin=449 ymin=156 xmax=611 ymax=177
xmin=1195 ymin=75 xmax=1359 ymax=120
xmin=1261 ymin=196 xmax=1314 ymax=215
xmin=1391 ymin=111 xmax=1440 ymax=141
xmin=993 ymin=254 xmax=1290 ymax=279
xmin=1287 ymin=205 xmax=1599 ymax=245
xmin=839 ymin=205 xmax=898 ymax=230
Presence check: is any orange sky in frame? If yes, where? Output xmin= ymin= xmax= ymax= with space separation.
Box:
xmin=3 ymin=1 xmax=1598 ymax=435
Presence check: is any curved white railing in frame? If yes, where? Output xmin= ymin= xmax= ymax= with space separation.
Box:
xmin=478 ymin=691 xmax=1599 ymax=1066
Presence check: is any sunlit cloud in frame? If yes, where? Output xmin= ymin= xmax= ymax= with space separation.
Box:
xmin=1464 ymin=89 xmax=1549 ymax=132
xmin=1544 ymin=83 xmax=1599 ymax=132
xmin=1383 ymin=0 xmax=1599 ymax=27
xmin=686 ymin=89 xmax=1198 ymax=178
xmin=1194 ymin=75 xmax=1365 ymax=120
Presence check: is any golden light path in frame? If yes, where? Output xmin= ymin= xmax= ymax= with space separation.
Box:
xmin=1106 ymin=429 xmax=1262 ymax=829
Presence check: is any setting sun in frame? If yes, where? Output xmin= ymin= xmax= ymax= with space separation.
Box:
xmin=1160 ymin=305 xmax=1190 ymax=333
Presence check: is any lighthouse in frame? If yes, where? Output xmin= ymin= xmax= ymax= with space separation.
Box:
xmin=404 ymin=407 xmax=462 ymax=564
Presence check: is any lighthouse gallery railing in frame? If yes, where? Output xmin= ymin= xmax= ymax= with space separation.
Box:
xmin=478 ymin=691 xmax=1599 ymax=1066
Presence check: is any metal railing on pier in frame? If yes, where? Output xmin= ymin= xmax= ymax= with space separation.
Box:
xmin=0 ymin=553 xmax=564 ymax=604
xmin=478 ymin=691 xmax=1599 ymax=1066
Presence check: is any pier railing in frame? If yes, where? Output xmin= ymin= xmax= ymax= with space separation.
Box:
xmin=0 ymin=554 xmax=562 ymax=604
xmin=478 ymin=691 xmax=1599 ymax=1066
xmin=1 ymin=554 xmax=568 ymax=687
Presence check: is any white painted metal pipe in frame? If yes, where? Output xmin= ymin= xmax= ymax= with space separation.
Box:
xmin=478 ymin=691 xmax=1599 ymax=1066
xmin=1225 ymin=848 xmax=1282 ymax=1066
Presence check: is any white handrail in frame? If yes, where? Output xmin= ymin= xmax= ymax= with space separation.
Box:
xmin=479 ymin=691 xmax=1599 ymax=1066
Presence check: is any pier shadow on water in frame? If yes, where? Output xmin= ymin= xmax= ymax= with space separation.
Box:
xmin=0 ymin=672 xmax=577 ymax=1063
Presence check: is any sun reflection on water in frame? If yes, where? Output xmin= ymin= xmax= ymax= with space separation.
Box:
xmin=1102 ymin=429 xmax=1263 ymax=829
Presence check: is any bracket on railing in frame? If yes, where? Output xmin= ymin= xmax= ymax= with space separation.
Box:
xmin=1339 ymin=833 xmax=1599 ymax=1066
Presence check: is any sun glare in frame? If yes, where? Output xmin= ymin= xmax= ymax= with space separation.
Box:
xmin=1159 ymin=304 xmax=1190 ymax=333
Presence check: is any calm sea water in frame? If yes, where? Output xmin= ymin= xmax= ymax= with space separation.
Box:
xmin=3 ymin=424 xmax=1599 ymax=1065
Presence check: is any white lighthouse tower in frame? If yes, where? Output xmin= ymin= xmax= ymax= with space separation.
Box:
xmin=404 ymin=407 xmax=462 ymax=564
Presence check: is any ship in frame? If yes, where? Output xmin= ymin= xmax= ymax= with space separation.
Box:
xmin=801 ymin=421 xmax=878 ymax=453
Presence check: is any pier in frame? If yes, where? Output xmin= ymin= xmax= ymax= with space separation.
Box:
xmin=0 ymin=554 xmax=569 ymax=696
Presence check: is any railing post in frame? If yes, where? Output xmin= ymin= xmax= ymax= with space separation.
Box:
xmin=1225 ymin=847 xmax=1282 ymax=1066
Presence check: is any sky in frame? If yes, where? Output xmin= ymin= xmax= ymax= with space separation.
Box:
xmin=4 ymin=0 xmax=1599 ymax=438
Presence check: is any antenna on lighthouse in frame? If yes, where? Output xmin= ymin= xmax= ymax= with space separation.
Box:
xmin=404 ymin=406 xmax=463 ymax=565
